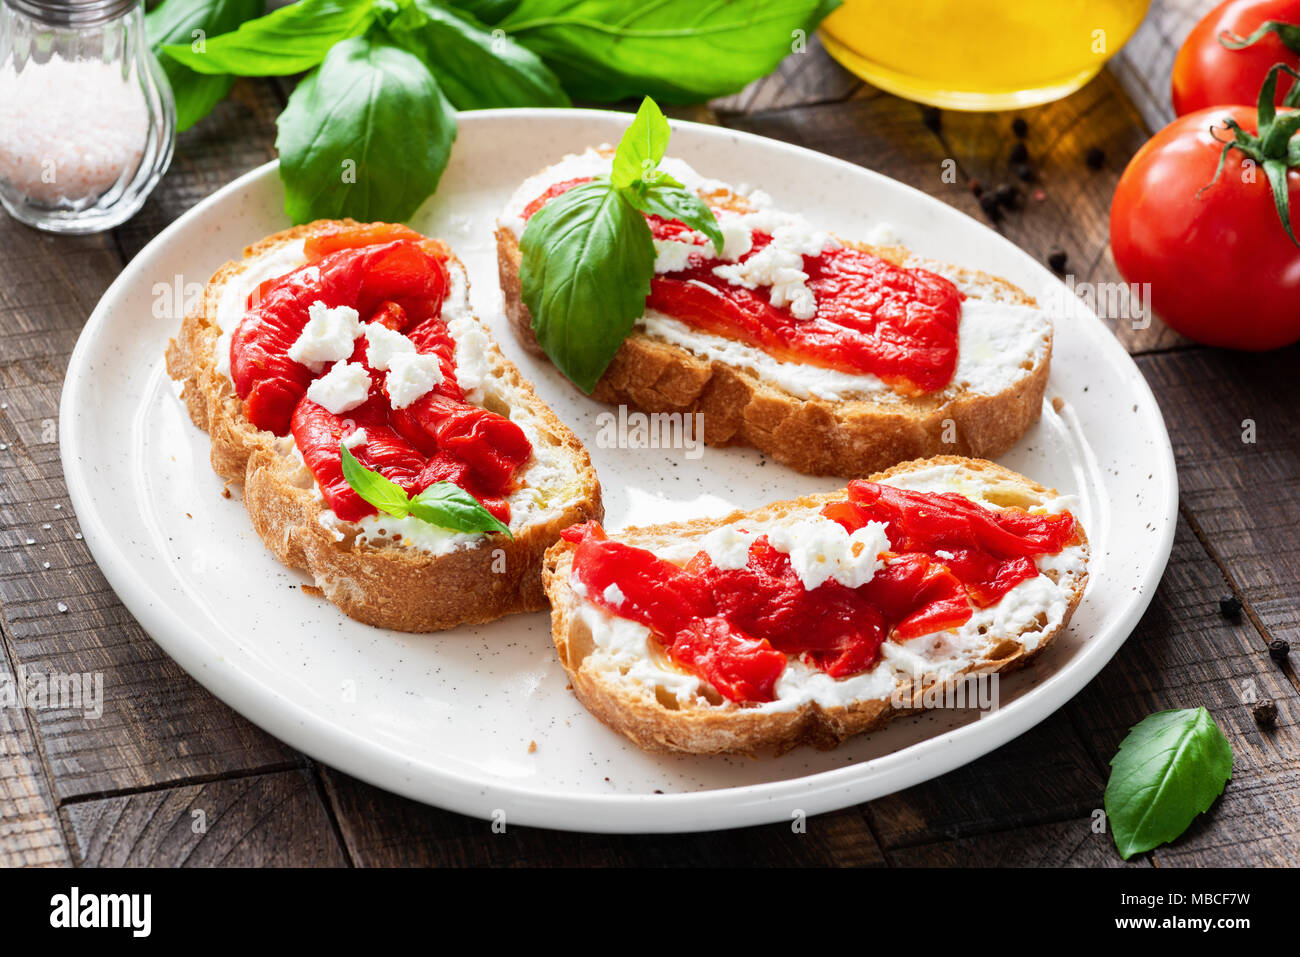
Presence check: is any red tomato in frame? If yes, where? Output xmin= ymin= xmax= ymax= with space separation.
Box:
xmin=1110 ymin=105 xmax=1300 ymax=350
xmin=1172 ymin=0 xmax=1300 ymax=115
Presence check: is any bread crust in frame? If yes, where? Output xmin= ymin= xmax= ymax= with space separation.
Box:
xmin=496 ymin=180 xmax=1051 ymax=477
xmin=165 ymin=220 xmax=603 ymax=633
xmin=541 ymin=456 xmax=1088 ymax=755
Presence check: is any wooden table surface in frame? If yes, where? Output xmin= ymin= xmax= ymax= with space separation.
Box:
xmin=3 ymin=0 xmax=1297 ymax=867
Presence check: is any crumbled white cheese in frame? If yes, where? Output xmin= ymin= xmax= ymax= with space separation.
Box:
xmin=713 ymin=243 xmax=818 ymax=319
xmin=699 ymin=525 xmax=757 ymax=570
xmin=765 ymin=517 xmax=892 ymax=590
xmin=652 ymin=238 xmax=700 ymax=274
xmin=443 ymin=262 xmax=493 ymax=405
xmin=363 ymin=322 xmax=416 ymax=371
xmin=341 ymin=427 xmax=368 ymax=450
xmin=287 ymin=301 xmax=361 ymax=372
xmin=719 ymin=218 xmax=753 ymax=261
xmin=602 ymin=583 xmax=627 ymax=607
xmin=385 ymin=352 xmax=442 ymax=409
xmin=305 ymin=361 xmax=371 ymax=414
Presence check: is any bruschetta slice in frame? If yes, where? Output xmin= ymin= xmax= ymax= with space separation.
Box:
xmin=542 ymin=456 xmax=1087 ymax=755
xmin=498 ymin=148 xmax=1052 ymax=477
xmin=166 ymin=220 xmax=602 ymax=632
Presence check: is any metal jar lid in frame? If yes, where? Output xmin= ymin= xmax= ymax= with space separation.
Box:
xmin=4 ymin=0 xmax=140 ymax=27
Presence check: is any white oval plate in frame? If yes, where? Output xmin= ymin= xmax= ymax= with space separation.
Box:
xmin=61 ymin=109 xmax=1176 ymax=833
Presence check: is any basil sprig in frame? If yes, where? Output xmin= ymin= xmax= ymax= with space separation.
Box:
xmin=519 ymin=97 xmax=723 ymax=392
xmin=1104 ymin=707 xmax=1233 ymax=860
xmin=142 ymin=0 xmax=837 ymax=223
xmin=339 ymin=443 xmax=511 ymax=538
xmin=276 ymin=33 xmax=456 ymax=223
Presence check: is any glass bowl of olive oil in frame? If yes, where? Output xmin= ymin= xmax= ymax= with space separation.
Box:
xmin=819 ymin=0 xmax=1150 ymax=110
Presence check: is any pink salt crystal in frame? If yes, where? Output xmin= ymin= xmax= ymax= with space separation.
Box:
xmin=0 ymin=54 xmax=149 ymax=206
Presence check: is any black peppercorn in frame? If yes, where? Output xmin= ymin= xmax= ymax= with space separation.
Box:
xmin=993 ymin=183 xmax=1020 ymax=208
xmin=1047 ymin=250 xmax=1068 ymax=273
xmin=1253 ymin=699 xmax=1278 ymax=727
xmin=922 ymin=106 xmax=942 ymax=133
xmin=978 ymin=192 xmax=1002 ymax=221
xmin=1085 ymin=147 xmax=1105 ymax=170
xmin=1014 ymin=163 xmax=1036 ymax=182
xmin=1012 ymin=117 xmax=1028 ymax=138
xmin=1269 ymin=638 xmax=1290 ymax=663
xmin=1219 ymin=595 xmax=1243 ymax=618
xmin=1010 ymin=141 xmax=1029 ymax=164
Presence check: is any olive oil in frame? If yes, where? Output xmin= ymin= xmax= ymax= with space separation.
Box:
xmin=819 ymin=0 xmax=1150 ymax=110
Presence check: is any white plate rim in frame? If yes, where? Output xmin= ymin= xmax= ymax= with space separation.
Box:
xmin=60 ymin=108 xmax=1178 ymax=833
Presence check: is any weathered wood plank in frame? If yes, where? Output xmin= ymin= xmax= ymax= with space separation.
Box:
xmin=0 ymin=650 xmax=70 ymax=866
xmin=892 ymin=817 xmax=1150 ymax=867
xmin=1138 ymin=347 xmax=1300 ymax=646
xmin=0 ymin=80 xmax=299 ymax=802
xmin=63 ymin=769 xmax=348 ymax=866
xmin=862 ymin=718 xmax=1106 ymax=850
xmin=717 ymin=76 xmax=1182 ymax=353
xmin=320 ymin=768 xmax=884 ymax=866
xmin=1062 ymin=512 xmax=1300 ymax=866
xmin=1108 ymin=0 xmax=1205 ymax=133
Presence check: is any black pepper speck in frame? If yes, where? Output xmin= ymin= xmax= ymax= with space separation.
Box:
xmin=1253 ymin=699 xmax=1278 ymax=727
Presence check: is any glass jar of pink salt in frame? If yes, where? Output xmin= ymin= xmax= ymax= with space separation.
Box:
xmin=0 ymin=0 xmax=175 ymax=233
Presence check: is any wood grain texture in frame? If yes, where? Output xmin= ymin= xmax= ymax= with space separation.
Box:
xmin=64 ymin=769 xmax=348 ymax=867
xmin=1064 ymin=511 xmax=1300 ymax=866
xmin=320 ymin=768 xmax=884 ymax=867
xmin=863 ymin=719 xmax=1106 ymax=850
xmin=1139 ymin=347 xmax=1300 ymax=648
xmin=1109 ymin=0 xmax=1205 ymax=132
xmin=0 ymin=78 xmax=297 ymax=809
xmin=0 ymin=650 xmax=69 ymax=866
xmin=891 ymin=816 xmax=1150 ymax=867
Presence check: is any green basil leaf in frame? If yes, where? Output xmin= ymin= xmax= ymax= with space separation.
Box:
xmin=340 ymin=443 xmax=411 ymax=518
xmin=163 ymin=0 xmax=375 ymax=76
xmin=1104 ymin=707 xmax=1233 ymax=860
xmin=502 ymin=0 xmax=840 ymax=102
xmin=625 ymin=182 xmax=724 ymax=254
xmin=610 ymin=96 xmax=670 ymax=189
xmin=386 ymin=0 xmax=568 ymax=109
xmin=276 ymin=33 xmax=456 ymax=223
xmin=447 ymin=0 xmax=517 ymax=24
xmin=446 ymin=0 xmax=520 ymax=24
xmin=146 ymin=0 xmax=265 ymax=132
xmin=519 ymin=179 xmax=654 ymax=393
xmin=409 ymin=482 xmax=513 ymax=537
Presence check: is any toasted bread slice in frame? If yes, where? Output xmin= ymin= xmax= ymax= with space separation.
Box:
xmin=542 ymin=456 xmax=1088 ymax=755
xmin=497 ymin=148 xmax=1051 ymax=477
xmin=166 ymin=220 xmax=602 ymax=632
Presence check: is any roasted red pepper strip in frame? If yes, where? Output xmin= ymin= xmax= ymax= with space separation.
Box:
xmin=524 ymin=178 xmax=963 ymax=395
xmin=234 ymin=230 xmax=530 ymax=525
xmin=668 ymin=617 xmax=787 ymax=704
xmin=564 ymin=481 xmax=1078 ymax=704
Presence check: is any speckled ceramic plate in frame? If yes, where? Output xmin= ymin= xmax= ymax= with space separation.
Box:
xmin=61 ymin=109 xmax=1176 ymax=833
